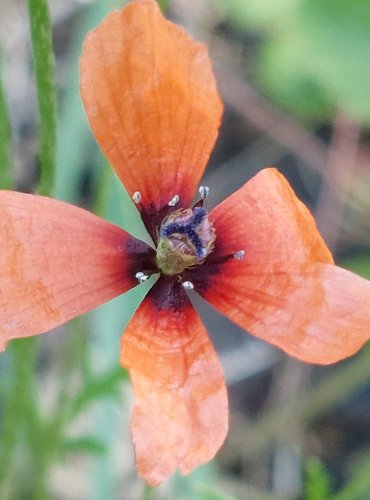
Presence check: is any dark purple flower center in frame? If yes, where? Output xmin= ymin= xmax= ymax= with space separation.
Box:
xmin=128 ymin=191 xmax=243 ymax=310
xmin=156 ymin=206 xmax=216 ymax=276
xmin=160 ymin=207 xmax=207 ymax=259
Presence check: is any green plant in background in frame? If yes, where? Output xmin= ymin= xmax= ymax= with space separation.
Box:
xmin=217 ymin=0 xmax=370 ymax=123
xmin=304 ymin=457 xmax=333 ymax=500
xmin=304 ymin=452 xmax=370 ymax=499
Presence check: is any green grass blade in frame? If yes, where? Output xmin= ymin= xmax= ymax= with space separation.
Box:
xmin=305 ymin=457 xmax=332 ymax=500
xmin=0 ymin=49 xmax=13 ymax=189
xmin=28 ymin=0 xmax=57 ymax=196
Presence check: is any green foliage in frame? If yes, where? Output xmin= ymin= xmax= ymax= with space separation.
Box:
xmin=60 ymin=436 xmax=107 ymax=457
xmin=67 ymin=366 xmax=128 ymax=421
xmin=335 ymin=452 xmax=370 ymax=500
xmin=158 ymin=0 xmax=169 ymax=12
xmin=195 ymin=483 xmax=238 ymax=500
xmin=217 ymin=0 xmax=370 ymax=123
xmin=341 ymin=254 xmax=370 ymax=280
xmin=0 ymin=339 xmax=47 ymax=498
xmin=169 ymin=465 xmax=238 ymax=500
xmin=259 ymin=33 xmax=335 ymax=121
xmin=215 ymin=0 xmax=297 ymax=31
xmin=304 ymin=457 xmax=332 ymax=500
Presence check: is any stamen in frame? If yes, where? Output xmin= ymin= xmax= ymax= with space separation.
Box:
xmin=182 ymin=280 xmax=194 ymax=290
xmin=135 ymin=271 xmax=150 ymax=283
xmin=168 ymin=194 xmax=180 ymax=207
xmin=199 ymin=186 xmax=210 ymax=199
xmin=132 ymin=191 xmax=142 ymax=204
xmin=233 ymin=250 xmax=245 ymax=261
xmin=198 ymin=247 xmax=207 ymax=259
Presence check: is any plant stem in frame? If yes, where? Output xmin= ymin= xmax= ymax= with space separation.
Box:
xmin=28 ymin=0 xmax=57 ymax=196
xmin=0 ymin=48 xmax=12 ymax=189
xmin=0 ymin=339 xmax=48 ymax=499
xmin=142 ymin=484 xmax=156 ymax=500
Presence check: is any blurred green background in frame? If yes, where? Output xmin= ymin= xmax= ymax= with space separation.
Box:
xmin=1 ymin=0 xmax=370 ymax=498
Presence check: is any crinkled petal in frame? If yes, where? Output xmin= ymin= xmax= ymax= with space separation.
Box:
xmin=202 ymin=262 xmax=370 ymax=364
xmin=195 ymin=168 xmax=370 ymax=363
xmin=120 ymin=278 xmax=228 ymax=485
xmin=209 ymin=168 xmax=333 ymax=266
xmin=189 ymin=168 xmax=332 ymax=297
xmin=80 ymin=0 xmax=222 ymax=212
xmin=0 ymin=191 xmax=153 ymax=349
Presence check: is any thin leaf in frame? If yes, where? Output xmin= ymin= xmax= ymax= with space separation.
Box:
xmin=28 ymin=0 xmax=57 ymax=196
xmin=60 ymin=436 xmax=107 ymax=457
xmin=195 ymin=483 xmax=238 ymax=500
xmin=305 ymin=457 xmax=332 ymax=500
xmin=67 ymin=365 xmax=128 ymax=420
xmin=157 ymin=0 xmax=169 ymax=12
xmin=342 ymin=254 xmax=370 ymax=280
xmin=335 ymin=452 xmax=370 ymax=500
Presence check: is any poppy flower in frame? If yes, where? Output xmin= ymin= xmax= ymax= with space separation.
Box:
xmin=1 ymin=0 xmax=370 ymax=487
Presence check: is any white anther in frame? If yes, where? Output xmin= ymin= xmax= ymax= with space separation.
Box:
xmin=135 ymin=271 xmax=150 ymax=283
xmin=182 ymin=280 xmax=194 ymax=290
xmin=132 ymin=191 xmax=142 ymax=204
xmin=233 ymin=250 xmax=245 ymax=261
xmin=168 ymin=194 xmax=180 ymax=207
xmin=199 ymin=186 xmax=210 ymax=199
xmin=199 ymin=248 xmax=207 ymax=259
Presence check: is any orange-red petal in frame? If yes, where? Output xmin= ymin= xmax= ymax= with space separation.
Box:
xmin=196 ymin=168 xmax=370 ymax=364
xmin=210 ymin=168 xmax=333 ymax=266
xmin=120 ymin=278 xmax=228 ymax=485
xmin=0 ymin=191 xmax=152 ymax=349
xmin=80 ymin=0 xmax=222 ymax=211
xmin=202 ymin=262 xmax=370 ymax=364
